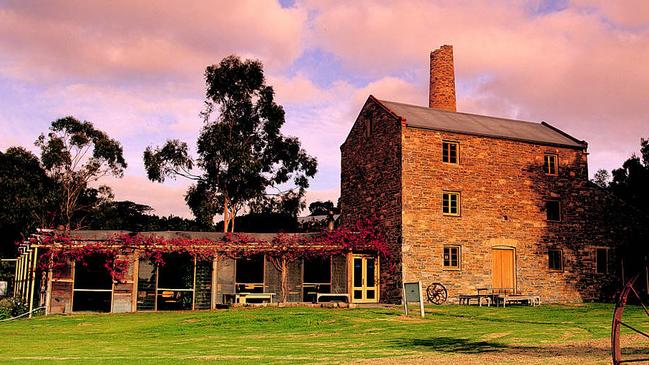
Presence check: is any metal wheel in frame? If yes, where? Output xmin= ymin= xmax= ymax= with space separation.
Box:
xmin=612 ymin=275 xmax=649 ymax=364
xmin=426 ymin=282 xmax=448 ymax=305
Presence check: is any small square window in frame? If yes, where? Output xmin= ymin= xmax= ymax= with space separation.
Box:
xmin=442 ymin=141 xmax=459 ymax=164
xmin=548 ymin=249 xmax=562 ymax=271
xmin=596 ymin=248 xmax=608 ymax=274
xmin=544 ymin=154 xmax=558 ymax=175
xmin=546 ymin=200 xmax=561 ymax=221
xmin=443 ymin=192 xmax=461 ymax=216
xmin=443 ymin=246 xmax=461 ymax=269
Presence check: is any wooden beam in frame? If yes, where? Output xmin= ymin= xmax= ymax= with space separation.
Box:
xmin=211 ymin=257 xmax=217 ymax=310
xmin=28 ymin=247 xmax=38 ymax=318
xmin=131 ymin=252 xmax=139 ymax=313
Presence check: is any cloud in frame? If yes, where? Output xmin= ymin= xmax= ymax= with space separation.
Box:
xmin=0 ymin=0 xmax=307 ymax=83
xmin=99 ymin=176 xmax=193 ymax=218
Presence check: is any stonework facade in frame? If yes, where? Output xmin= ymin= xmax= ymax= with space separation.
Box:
xmin=340 ymin=99 xmax=404 ymax=302
xmin=340 ymin=96 xmax=645 ymax=304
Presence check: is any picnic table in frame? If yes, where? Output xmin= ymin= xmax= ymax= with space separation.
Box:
xmin=459 ymin=288 xmax=541 ymax=307
xmin=458 ymin=287 xmax=494 ymax=307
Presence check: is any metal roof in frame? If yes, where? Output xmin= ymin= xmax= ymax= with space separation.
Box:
xmin=377 ymin=99 xmax=586 ymax=148
xmin=33 ymin=230 xmax=309 ymax=242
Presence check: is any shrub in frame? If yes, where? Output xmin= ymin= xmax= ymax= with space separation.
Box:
xmin=0 ymin=298 xmax=28 ymax=320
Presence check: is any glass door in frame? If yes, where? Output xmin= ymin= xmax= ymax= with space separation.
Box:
xmin=350 ymin=255 xmax=379 ymax=303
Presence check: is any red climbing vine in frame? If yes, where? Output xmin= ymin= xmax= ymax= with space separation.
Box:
xmin=31 ymin=217 xmax=390 ymax=297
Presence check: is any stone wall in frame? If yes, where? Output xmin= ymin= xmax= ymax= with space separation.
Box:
xmin=400 ymin=127 xmax=638 ymax=303
xmin=340 ymin=97 xmax=404 ymax=303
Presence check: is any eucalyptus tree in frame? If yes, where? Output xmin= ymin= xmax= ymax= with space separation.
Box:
xmin=144 ymin=55 xmax=317 ymax=232
xmin=36 ymin=117 xmax=127 ymax=230
xmin=0 ymin=147 xmax=57 ymax=256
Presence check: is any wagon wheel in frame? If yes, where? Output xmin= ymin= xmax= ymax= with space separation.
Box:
xmin=612 ymin=275 xmax=649 ymax=364
xmin=426 ymin=282 xmax=447 ymax=305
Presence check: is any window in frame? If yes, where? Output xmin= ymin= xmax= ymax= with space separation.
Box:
xmin=236 ymin=255 xmax=265 ymax=293
xmin=596 ymin=248 xmax=609 ymax=274
xmin=443 ymin=141 xmax=459 ymax=164
xmin=546 ymin=200 xmax=561 ymax=221
xmin=548 ymin=249 xmax=563 ymax=271
xmin=73 ymin=254 xmax=113 ymax=312
xmin=443 ymin=192 xmax=461 ymax=216
xmin=364 ymin=119 xmax=373 ymax=137
xmin=544 ymin=154 xmax=558 ymax=175
xmin=443 ymin=246 xmax=461 ymax=269
xmin=137 ymin=258 xmax=156 ymax=311
xmin=156 ymin=253 xmax=195 ymax=311
xmin=303 ymin=257 xmax=331 ymax=302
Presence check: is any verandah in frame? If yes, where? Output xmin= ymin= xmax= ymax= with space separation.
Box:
xmin=16 ymin=219 xmax=388 ymax=314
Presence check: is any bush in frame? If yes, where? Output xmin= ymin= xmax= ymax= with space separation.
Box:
xmin=0 ymin=298 xmax=27 ymax=320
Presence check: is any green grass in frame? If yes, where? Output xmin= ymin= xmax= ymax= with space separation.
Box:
xmin=0 ymin=303 xmax=646 ymax=364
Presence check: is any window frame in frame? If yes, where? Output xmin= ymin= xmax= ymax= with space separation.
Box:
xmin=545 ymin=200 xmax=561 ymax=222
xmin=443 ymin=245 xmax=461 ymax=270
xmin=442 ymin=140 xmax=459 ymax=164
xmin=595 ymin=247 xmax=609 ymax=274
xmin=442 ymin=191 xmax=461 ymax=216
xmin=544 ymin=154 xmax=559 ymax=176
xmin=548 ymin=249 xmax=563 ymax=272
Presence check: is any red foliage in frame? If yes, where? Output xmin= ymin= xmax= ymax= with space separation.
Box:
xmin=33 ymin=218 xmax=390 ymax=283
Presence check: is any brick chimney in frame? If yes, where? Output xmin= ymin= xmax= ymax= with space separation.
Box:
xmin=429 ymin=45 xmax=456 ymax=112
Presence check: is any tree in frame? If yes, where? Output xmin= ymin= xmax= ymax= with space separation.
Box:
xmin=144 ymin=55 xmax=317 ymax=232
xmin=0 ymin=147 xmax=58 ymax=257
xmin=308 ymin=200 xmax=340 ymax=216
xmin=84 ymin=200 xmax=211 ymax=232
xmin=592 ymin=169 xmax=611 ymax=189
xmin=36 ymin=117 xmax=127 ymax=230
xmin=608 ymin=138 xmax=649 ymax=215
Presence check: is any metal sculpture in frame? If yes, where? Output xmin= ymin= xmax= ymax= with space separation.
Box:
xmin=612 ymin=275 xmax=649 ymax=364
xmin=426 ymin=282 xmax=448 ymax=305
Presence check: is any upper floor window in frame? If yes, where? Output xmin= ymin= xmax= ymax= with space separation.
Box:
xmin=443 ymin=245 xmax=461 ymax=270
xmin=364 ymin=119 xmax=373 ymax=138
xmin=442 ymin=141 xmax=459 ymax=164
xmin=595 ymin=248 xmax=609 ymax=274
xmin=544 ymin=154 xmax=558 ymax=175
xmin=546 ymin=200 xmax=561 ymax=221
xmin=548 ymin=249 xmax=563 ymax=271
xmin=443 ymin=192 xmax=461 ymax=216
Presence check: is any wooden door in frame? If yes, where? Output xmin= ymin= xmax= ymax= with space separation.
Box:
xmin=492 ymin=249 xmax=515 ymax=293
xmin=350 ymin=255 xmax=379 ymax=303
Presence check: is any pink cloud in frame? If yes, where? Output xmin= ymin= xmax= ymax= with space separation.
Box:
xmin=0 ymin=0 xmax=307 ymax=82
xmin=99 ymin=176 xmax=193 ymax=218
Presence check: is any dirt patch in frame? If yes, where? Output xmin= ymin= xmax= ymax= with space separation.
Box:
xmin=353 ymin=334 xmax=648 ymax=365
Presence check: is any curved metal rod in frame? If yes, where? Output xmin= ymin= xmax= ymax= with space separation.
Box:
xmin=612 ymin=275 xmax=649 ymax=365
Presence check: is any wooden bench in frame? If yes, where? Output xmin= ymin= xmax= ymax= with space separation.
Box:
xmin=316 ymin=293 xmax=349 ymax=303
xmin=223 ymin=292 xmax=276 ymax=304
xmin=496 ymin=295 xmax=541 ymax=307
xmin=459 ymin=294 xmax=492 ymax=307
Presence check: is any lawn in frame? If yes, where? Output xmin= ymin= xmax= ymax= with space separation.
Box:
xmin=1 ymin=303 xmax=648 ymax=364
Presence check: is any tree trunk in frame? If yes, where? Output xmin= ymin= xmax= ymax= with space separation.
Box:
xmin=280 ymin=258 xmax=288 ymax=303
xmin=223 ymin=196 xmax=230 ymax=233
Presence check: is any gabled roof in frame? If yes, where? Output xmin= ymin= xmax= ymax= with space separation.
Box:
xmin=373 ymin=97 xmax=586 ymax=149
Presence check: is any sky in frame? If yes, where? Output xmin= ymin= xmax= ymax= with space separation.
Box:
xmin=1 ymin=0 xmax=648 ymax=218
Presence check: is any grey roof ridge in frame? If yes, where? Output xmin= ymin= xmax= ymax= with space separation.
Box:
xmin=375 ymin=97 xmax=587 ymax=148
xmin=541 ymin=121 xmax=588 ymax=147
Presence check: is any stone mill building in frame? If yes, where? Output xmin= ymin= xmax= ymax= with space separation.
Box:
xmin=340 ymin=45 xmax=646 ymax=304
